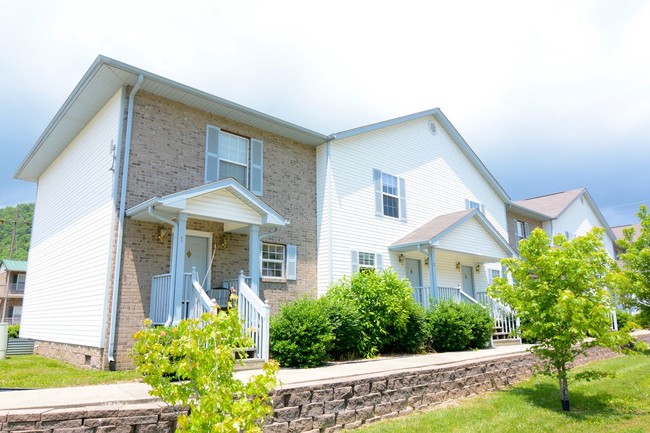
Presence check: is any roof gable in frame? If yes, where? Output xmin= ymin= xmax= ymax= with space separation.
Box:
xmin=330 ymin=109 xmax=510 ymax=204
xmin=15 ymin=56 xmax=329 ymax=182
xmin=513 ymin=188 xmax=585 ymax=218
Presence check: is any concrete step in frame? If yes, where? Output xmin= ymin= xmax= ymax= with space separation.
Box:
xmin=235 ymin=358 xmax=266 ymax=371
xmin=492 ymin=338 xmax=522 ymax=347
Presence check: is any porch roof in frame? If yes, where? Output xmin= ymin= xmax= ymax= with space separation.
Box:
xmin=389 ymin=209 xmax=515 ymax=260
xmin=0 ymin=260 xmax=28 ymax=273
xmin=125 ymin=179 xmax=289 ymax=232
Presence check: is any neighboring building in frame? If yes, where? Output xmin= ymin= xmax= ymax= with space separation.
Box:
xmin=316 ymin=110 xmax=516 ymax=305
xmin=508 ymin=188 xmax=617 ymax=258
xmin=611 ymin=223 xmax=642 ymax=261
xmin=0 ymin=259 xmax=27 ymax=325
xmin=15 ymin=56 xmax=327 ymax=369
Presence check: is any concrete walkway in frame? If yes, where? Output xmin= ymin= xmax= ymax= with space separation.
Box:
xmin=0 ymin=343 xmax=535 ymax=411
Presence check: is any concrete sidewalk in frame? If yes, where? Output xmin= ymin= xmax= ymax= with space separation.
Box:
xmin=0 ymin=343 xmax=535 ymax=411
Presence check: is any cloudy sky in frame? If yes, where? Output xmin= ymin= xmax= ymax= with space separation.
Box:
xmin=1 ymin=0 xmax=648 ymax=226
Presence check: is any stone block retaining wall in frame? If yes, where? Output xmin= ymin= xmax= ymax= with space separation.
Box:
xmin=2 ymin=334 xmax=648 ymax=433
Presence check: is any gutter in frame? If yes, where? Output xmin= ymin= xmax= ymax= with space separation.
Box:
xmin=107 ymin=74 xmax=144 ymax=370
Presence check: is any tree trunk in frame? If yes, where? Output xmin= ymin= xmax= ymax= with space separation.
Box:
xmin=559 ymin=373 xmax=570 ymax=411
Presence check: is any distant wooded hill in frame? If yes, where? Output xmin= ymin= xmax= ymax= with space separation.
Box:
xmin=0 ymin=203 xmax=34 ymax=261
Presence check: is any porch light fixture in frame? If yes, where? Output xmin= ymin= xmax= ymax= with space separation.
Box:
xmin=424 ymin=257 xmax=429 ymax=266
xmin=456 ymin=261 xmax=461 ymax=271
xmin=398 ymin=253 xmax=405 ymax=264
xmin=157 ymin=227 xmax=168 ymax=242
xmin=475 ymin=264 xmax=480 ymax=273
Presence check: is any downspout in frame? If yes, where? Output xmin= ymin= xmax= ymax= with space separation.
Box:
xmin=146 ymin=206 xmax=178 ymax=326
xmin=107 ymin=74 xmax=144 ymax=370
xmin=100 ymin=86 xmax=127 ymax=350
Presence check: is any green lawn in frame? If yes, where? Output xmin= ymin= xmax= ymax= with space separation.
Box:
xmin=359 ymin=351 xmax=650 ymax=433
xmin=0 ymin=355 xmax=141 ymax=388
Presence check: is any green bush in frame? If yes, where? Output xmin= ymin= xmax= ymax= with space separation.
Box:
xmin=425 ymin=300 xmax=493 ymax=352
xmin=616 ymin=309 xmax=633 ymax=330
xmin=7 ymin=324 xmax=19 ymax=339
xmin=270 ymin=298 xmax=334 ymax=368
xmin=325 ymin=269 xmax=423 ymax=358
xmin=383 ymin=301 xmax=427 ymax=354
xmin=320 ymin=297 xmax=363 ymax=361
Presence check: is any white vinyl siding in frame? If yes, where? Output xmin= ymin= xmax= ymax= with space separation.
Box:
xmin=316 ymin=116 xmax=508 ymax=294
xmin=542 ymin=194 xmax=616 ymax=259
xmin=21 ymin=90 xmax=122 ymax=348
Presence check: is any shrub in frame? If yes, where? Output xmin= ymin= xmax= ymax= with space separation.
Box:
xmin=383 ymin=301 xmax=427 ymax=354
xmin=616 ymin=309 xmax=633 ymax=330
xmin=425 ymin=300 xmax=493 ymax=352
xmin=425 ymin=300 xmax=473 ymax=352
xmin=270 ymin=298 xmax=334 ymax=368
xmin=7 ymin=324 xmax=19 ymax=339
xmin=325 ymin=269 xmax=423 ymax=357
xmin=320 ymin=297 xmax=363 ymax=361
xmin=462 ymin=303 xmax=494 ymax=349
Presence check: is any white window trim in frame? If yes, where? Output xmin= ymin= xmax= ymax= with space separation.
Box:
xmin=373 ymin=169 xmax=407 ymax=222
xmin=261 ymin=243 xmax=286 ymax=280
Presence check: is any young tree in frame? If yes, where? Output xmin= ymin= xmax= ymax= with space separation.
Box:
xmin=488 ymin=227 xmax=641 ymax=412
xmin=132 ymin=306 xmax=278 ymax=432
xmin=612 ymin=205 xmax=650 ymax=312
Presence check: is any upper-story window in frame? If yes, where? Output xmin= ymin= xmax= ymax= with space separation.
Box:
xmin=205 ymin=125 xmax=263 ymax=195
xmin=373 ymin=169 xmax=407 ymax=222
xmin=514 ymin=220 xmax=529 ymax=242
xmin=466 ymin=199 xmax=485 ymax=213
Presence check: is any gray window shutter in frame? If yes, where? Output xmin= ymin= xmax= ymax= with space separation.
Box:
xmin=286 ymin=244 xmax=297 ymax=280
xmin=373 ymin=169 xmax=382 ymax=216
xmin=250 ymin=138 xmax=263 ymax=195
xmin=513 ymin=219 xmax=520 ymax=238
xmin=351 ymin=250 xmax=359 ymax=274
xmin=205 ymin=125 xmax=221 ymax=182
xmin=376 ymin=253 xmax=383 ymax=270
xmin=399 ymin=177 xmax=407 ymax=222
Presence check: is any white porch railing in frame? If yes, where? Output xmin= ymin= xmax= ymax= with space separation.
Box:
xmin=150 ymin=273 xmax=172 ymax=325
xmin=237 ymin=271 xmax=271 ymax=361
xmin=149 ymin=270 xmax=270 ymax=361
xmin=184 ymin=268 xmax=216 ymax=320
xmin=223 ymin=277 xmax=252 ymax=291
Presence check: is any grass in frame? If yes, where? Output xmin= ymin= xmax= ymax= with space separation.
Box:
xmin=359 ymin=350 xmax=650 ymax=433
xmin=0 ymin=355 xmax=141 ymax=388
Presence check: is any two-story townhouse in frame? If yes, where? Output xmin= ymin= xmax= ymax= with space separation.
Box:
xmin=508 ymin=188 xmax=617 ymax=258
xmin=15 ymin=56 xmax=326 ymax=369
xmin=316 ymin=110 xmax=516 ymax=306
xmin=0 ymin=259 xmax=27 ymax=324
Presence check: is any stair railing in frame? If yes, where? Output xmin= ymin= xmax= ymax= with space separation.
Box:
xmin=185 ymin=267 xmax=216 ymax=320
xmin=236 ymin=270 xmax=271 ymax=361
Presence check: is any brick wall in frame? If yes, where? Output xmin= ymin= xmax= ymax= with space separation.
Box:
xmin=7 ymin=334 xmax=648 ymax=433
xmin=506 ymin=210 xmax=544 ymax=252
xmin=106 ymin=91 xmax=318 ymax=369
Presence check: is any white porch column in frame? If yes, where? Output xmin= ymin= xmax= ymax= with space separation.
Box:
xmin=428 ymin=246 xmax=437 ymax=302
xmin=172 ymin=214 xmax=188 ymax=324
xmin=248 ymin=224 xmax=261 ymax=296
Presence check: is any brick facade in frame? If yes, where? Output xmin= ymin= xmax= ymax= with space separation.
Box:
xmin=506 ymin=210 xmax=543 ymax=252
xmin=106 ymin=91 xmax=318 ymax=369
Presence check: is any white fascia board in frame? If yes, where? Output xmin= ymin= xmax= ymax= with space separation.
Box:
xmin=432 ymin=110 xmax=511 ymax=204
xmin=507 ymin=202 xmax=553 ymax=221
xmin=329 ymin=108 xmax=442 ymax=140
xmin=581 ymin=190 xmax=617 ymax=242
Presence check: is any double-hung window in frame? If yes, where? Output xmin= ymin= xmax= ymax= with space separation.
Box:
xmin=351 ymin=250 xmax=383 ymax=274
xmin=205 ymin=125 xmax=263 ymax=195
xmin=514 ymin=220 xmax=529 ymax=242
xmin=373 ymin=169 xmax=407 ymax=221
xmin=261 ymin=243 xmax=297 ymax=281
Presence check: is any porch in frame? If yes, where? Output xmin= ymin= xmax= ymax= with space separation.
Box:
xmin=125 ymin=179 xmax=289 ymax=362
xmin=391 ymin=209 xmax=521 ymax=345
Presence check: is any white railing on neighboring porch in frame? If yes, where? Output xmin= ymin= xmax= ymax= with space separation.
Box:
xmin=236 ymin=271 xmax=271 ymax=361
xmin=223 ymin=277 xmax=252 ymax=291
xmin=150 ymin=273 xmax=172 ymax=325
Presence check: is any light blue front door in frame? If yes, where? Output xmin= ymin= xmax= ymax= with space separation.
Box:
xmin=184 ymin=235 xmax=210 ymax=287
xmin=405 ymin=259 xmax=421 ymax=288
xmin=461 ymin=265 xmax=475 ymax=298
